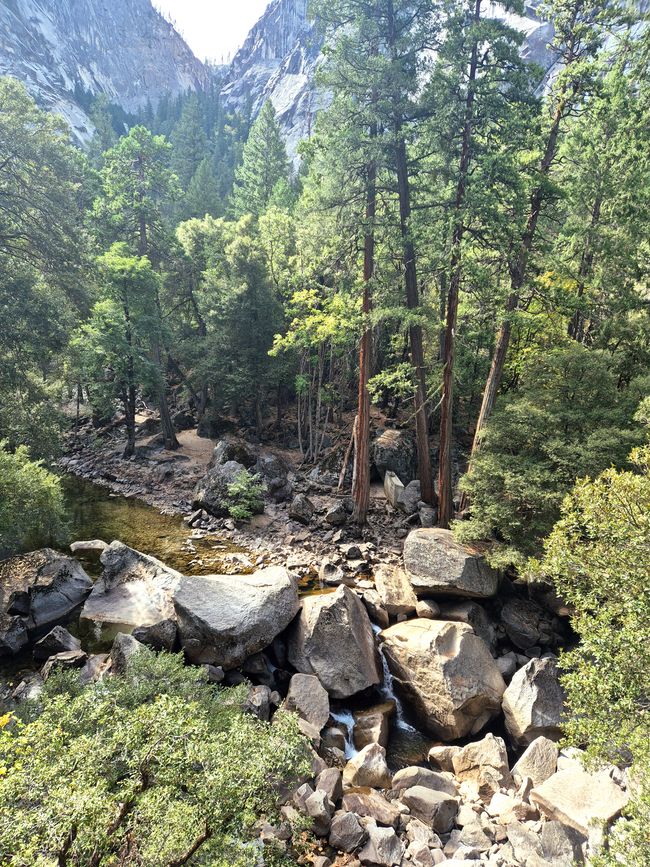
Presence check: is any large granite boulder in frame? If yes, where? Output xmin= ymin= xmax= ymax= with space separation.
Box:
xmin=380 ymin=619 xmax=505 ymax=740
xmin=287 ymin=585 xmax=381 ymax=699
xmin=403 ymin=528 xmax=499 ymax=598
xmin=530 ymin=766 xmax=629 ymax=836
xmin=374 ymin=565 xmax=417 ymax=616
xmin=511 ymin=736 xmax=558 ymax=787
xmin=502 ymin=657 xmax=565 ymax=747
xmin=451 ymin=733 xmax=513 ymax=800
xmin=0 ymin=549 xmax=93 ymax=656
xmin=193 ymin=460 xmax=263 ymax=518
xmin=174 ymin=566 xmax=299 ymax=668
xmin=371 ymin=429 xmax=417 ymax=484
xmin=285 ymin=673 xmax=330 ymax=730
xmin=80 ymin=542 xmax=180 ymax=632
xmin=209 ymin=437 xmax=257 ymax=469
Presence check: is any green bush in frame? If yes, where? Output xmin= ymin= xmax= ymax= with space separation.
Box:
xmin=456 ymin=345 xmax=643 ymax=568
xmin=0 ymin=442 xmax=66 ymax=557
xmin=529 ymin=447 xmax=650 ymax=864
xmin=0 ymin=650 xmax=310 ymax=867
xmin=226 ymin=469 xmax=266 ymax=521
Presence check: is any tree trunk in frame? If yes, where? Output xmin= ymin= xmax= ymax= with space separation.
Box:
xmin=352 ymin=151 xmax=376 ymax=524
xmin=437 ymin=0 xmax=481 ymax=528
xmin=395 ymin=135 xmax=434 ymax=505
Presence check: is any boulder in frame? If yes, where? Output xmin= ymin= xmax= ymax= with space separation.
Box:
xmin=358 ymin=826 xmax=403 ymax=867
xmin=79 ymin=653 xmax=109 ymax=684
xmin=70 ymin=539 xmax=108 ymax=555
xmin=511 ymin=736 xmax=558 ymax=787
xmin=371 ymin=428 xmax=417 ymax=484
xmin=362 ymin=589 xmax=390 ymax=629
xmin=325 ymin=502 xmax=348 ymax=526
xmin=329 ymin=811 xmax=366 ymax=852
xmin=540 ymin=820 xmax=585 ymax=864
xmin=451 ymin=734 xmax=513 ymax=801
xmin=80 ymin=542 xmax=180 ymax=632
xmin=193 ymin=460 xmax=263 ymax=517
xmin=404 ymin=841 xmax=437 ymax=867
xmin=254 ymin=452 xmax=292 ymax=502
xmin=0 ymin=549 xmax=93 ymax=655
xmin=305 ymin=789 xmax=335 ymax=836
xmin=403 ymin=529 xmax=498 ymax=598
xmin=287 ymin=585 xmax=381 ymax=698
xmin=174 ymin=566 xmax=299 ymax=668
xmin=285 ymin=673 xmax=330 ymax=730
xmin=397 ymin=480 xmax=421 ymax=515
xmin=353 ymin=702 xmax=393 ymax=750
xmin=392 ymin=766 xmax=458 ymax=797
xmin=33 ymin=625 xmax=81 ymax=661
xmin=415 ymin=599 xmax=440 ymax=619
xmin=316 ymin=767 xmax=343 ymax=803
xmin=341 ymin=791 xmax=401 ymax=828
xmin=374 ymin=565 xmax=417 ymax=616
xmin=502 ymin=657 xmax=565 ymax=747
xmin=289 ymin=493 xmax=315 ymax=525
xmin=438 ymin=601 xmax=496 ymax=653
xmin=384 ymin=471 xmax=405 ymax=508
xmin=210 ymin=437 xmax=257 ymax=469
xmin=500 ymin=597 xmax=547 ymax=650
xmin=428 ymin=745 xmax=461 ymax=773
xmin=380 ymin=619 xmax=505 ymax=740
xmin=401 ymin=786 xmax=458 ymax=833
xmin=110 ymin=632 xmax=147 ymax=673
xmin=530 ymin=766 xmax=629 ymax=836
xmin=41 ymin=649 xmax=87 ymax=680
xmin=342 ymin=743 xmax=392 ymax=789
xmin=318 ymin=559 xmax=344 ymax=586
xmin=132 ymin=618 xmax=177 ymax=651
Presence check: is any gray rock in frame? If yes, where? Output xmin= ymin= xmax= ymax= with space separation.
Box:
xmin=415 ymin=598 xmax=440 ymax=619
xmin=33 ymin=625 xmax=81 ymax=661
xmin=11 ymin=672 xmax=43 ymax=703
xmin=316 ymin=767 xmax=343 ymax=803
xmin=428 ymin=745 xmax=461 ymax=773
xmin=79 ymin=653 xmax=109 ymax=684
xmin=403 ymin=529 xmax=499 ymax=598
xmin=244 ymin=684 xmax=273 ymax=720
xmin=174 ymin=566 xmax=299 ymax=668
xmin=541 ymin=820 xmax=585 ymax=864
xmin=305 ymin=788 xmax=335 ymax=836
xmin=289 ymin=493 xmax=315 ymax=524
xmin=358 ymin=825 xmax=403 ymax=866
xmin=530 ymin=766 xmax=629 ymax=836
xmin=70 ymin=539 xmax=108 ymax=555
xmin=318 ymin=559 xmax=344 ymax=585
xmin=287 ymin=585 xmax=381 ymax=698
xmin=210 ymin=437 xmax=257 ymax=469
xmin=0 ymin=549 xmax=92 ymax=655
xmin=502 ymin=657 xmax=565 ymax=746
xmin=362 ymin=589 xmax=390 ymax=629
xmin=132 ymin=618 xmax=177 ymax=650
xmin=81 ymin=542 xmax=180 ymax=632
xmin=392 ymin=766 xmax=458 ymax=797
xmin=341 ymin=791 xmax=401 ymax=828
xmin=325 ymin=502 xmax=348 ymax=525
xmin=371 ymin=429 xmax=417 ymax=484
xmin=401 ymin=786 xmax=458 ymax=833
xmin=193 ymin=460 xmax=263 ymax=517
xmin=500 ymin=597 xmax=546 ymax=649
xmin=451 ymin=734 xmax=513 ymax=801
xmin=507 ymin=821 xmax=544 ymax=862
xmin=438 ymin=601 xmax=496 ymax=653
xmin=343 ymin=742 xmax=392 ymax=789
xmin=353 ymin=702 xmax=393 ymax=750
xmin=41 ymin=649 xmax=87 ymax=680
xmin=384 ymin=470 xmax=405 ymax=507
xmin=374 ymin=565 xmax=417 ymax=616
xmin=380 ymin=619 xmax=505 ymax=740
xmin=110 ymin=632 xmax=147 ymax=674
xmin=397 ymin=480 xmax=421 ymax=515
xmin=329 ymin=810 xmax=366 ymax=852
xmin=496 ymin=651 xmax=517 ymax=681
xmin=285 ymin=673 xmax=330 ymax=730
xmin=512 ymin=736 xmax=558 ymax=787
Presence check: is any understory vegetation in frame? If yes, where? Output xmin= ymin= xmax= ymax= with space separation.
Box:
xmin=0 ymin=652 xmax=309 ymax=867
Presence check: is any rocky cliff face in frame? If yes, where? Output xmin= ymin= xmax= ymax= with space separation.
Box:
xmin=221 ymin=0 xmax=558 ymax=161
xmin=0 ymin=0 xmax=207 ymax=142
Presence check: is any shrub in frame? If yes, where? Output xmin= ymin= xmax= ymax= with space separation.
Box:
xmin=0 ymin=650 xmax=310 ymax=867
xmin=528 ymin=447 xmax=650 ymax=864
xmin=226 ymin=469 xmax=266 ymax=520
xmin=0 ymin=442 xmax=66 ymax=557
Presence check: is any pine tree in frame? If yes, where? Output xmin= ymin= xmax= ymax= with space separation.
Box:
xmin=183 ymin=156 xmax=222 ymax=219
xmin=171 ymin=95 xmax=209 ymax=188
xmin=231 ymin=101 xmax=291 ymax=218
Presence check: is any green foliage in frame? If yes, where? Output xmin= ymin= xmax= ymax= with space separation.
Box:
xmin=456 ymin=344 xmax=645 ymax=568
xmin=0 ymin=443 xmax=66 ymax=557
xmin=0 ymin=650 xmax=310 ymax=867
xmin=226 ymin=470 xmax=267 ymax=520
xmin=528 ymin=448 xmax=650 ymax=864
xmin=231 ymin=102 xmax=291 ymax=218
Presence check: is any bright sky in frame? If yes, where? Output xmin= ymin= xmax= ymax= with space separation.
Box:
xmin=154 ymin=1 xmax=270 ymax=65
